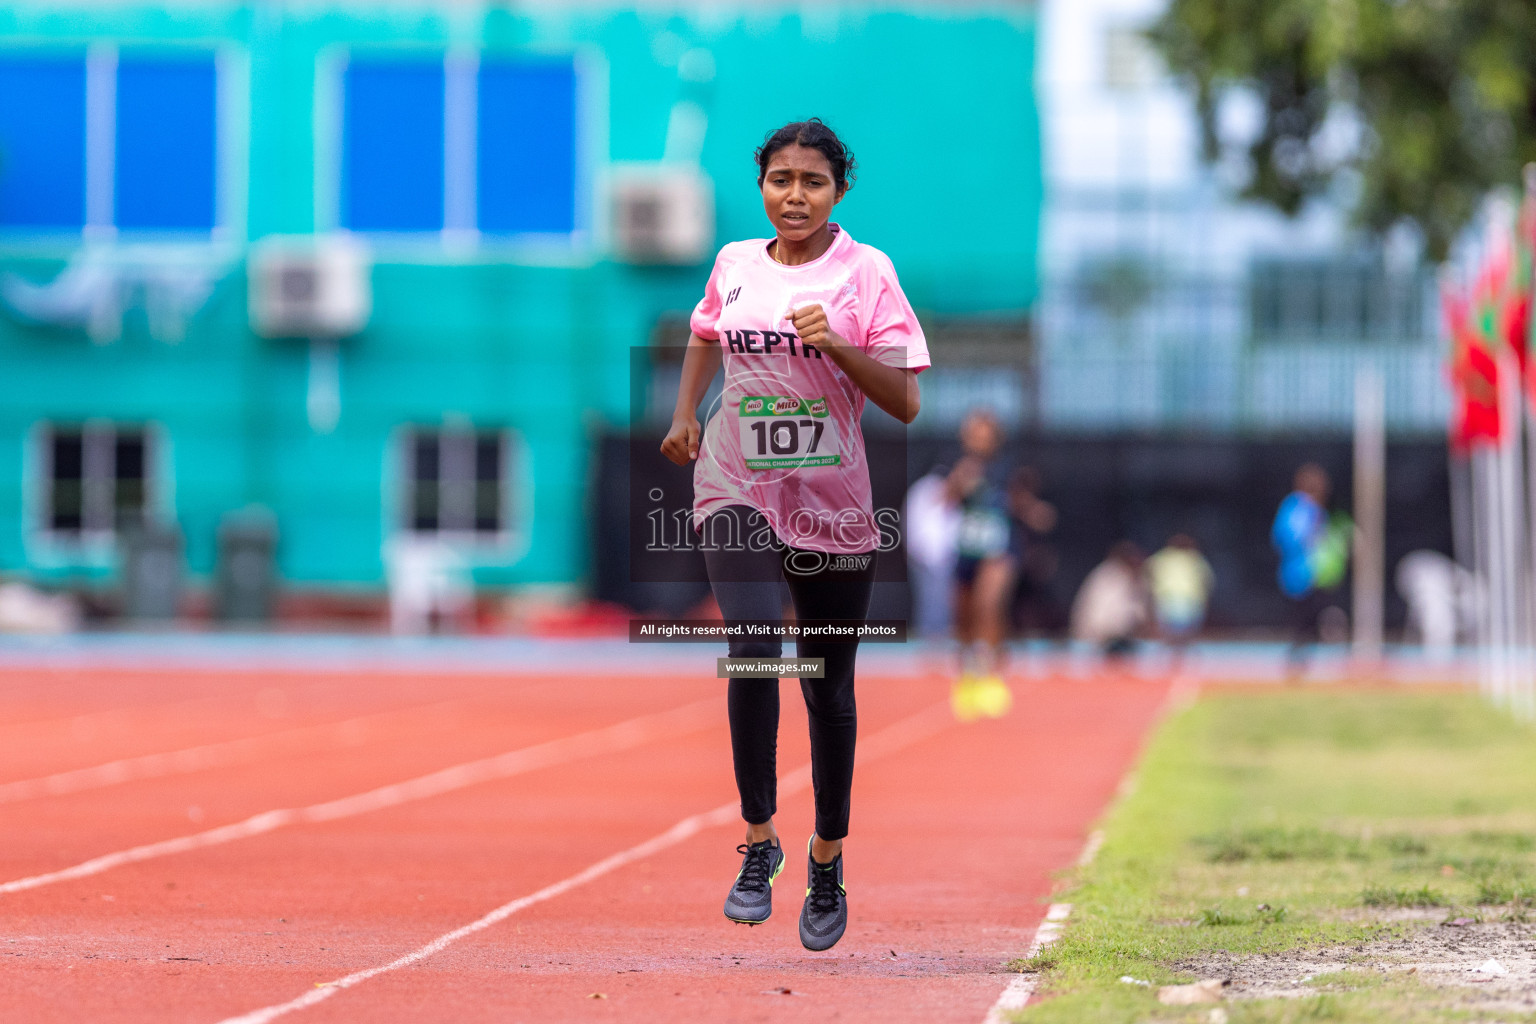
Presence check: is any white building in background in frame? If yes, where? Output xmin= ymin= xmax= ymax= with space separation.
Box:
xmin=1035 ymin=0 xmax=1448 ymax=434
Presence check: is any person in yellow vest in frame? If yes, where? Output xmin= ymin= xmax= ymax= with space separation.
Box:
xmin=1147 ymin=534 xmax=1214 ymax=671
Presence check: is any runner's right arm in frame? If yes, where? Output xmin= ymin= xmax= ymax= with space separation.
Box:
xmin=661 ymin=333 xmax=722 ymax=466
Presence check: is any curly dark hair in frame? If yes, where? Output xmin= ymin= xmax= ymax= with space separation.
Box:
xmin=754 ymin=118 xmax=856 ymax=193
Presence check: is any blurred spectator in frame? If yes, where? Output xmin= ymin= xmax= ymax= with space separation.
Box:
xmin=1007 ymin=466 xmax=1060 ymax=638
xmin=1270 ymin=463 xmax=1347 ymax=673
xmin=1070 ymin=541 xmax=1148 ymax=659
xmin=1395 ymin=550 xmax=1473 ymax=661
xmin=904 ymin=465 xmax=960 ymax=640
xmin=1147 ymin=534 xmax=1214 ymax=665
xmin=948 ymin=409 xmax=1015 ymax=719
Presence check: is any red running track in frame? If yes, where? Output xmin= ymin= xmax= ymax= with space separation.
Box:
xmin=0 ymin=663 xmax=1170 ymax=1023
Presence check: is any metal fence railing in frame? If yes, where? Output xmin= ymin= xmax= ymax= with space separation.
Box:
xmin=643 ymin=345 xmax=1450 ymax=438
xmin=1035 ymin=342 xmax=1449 ymax=435
xmin=640 ymin=332 xmax=1451 ymax=438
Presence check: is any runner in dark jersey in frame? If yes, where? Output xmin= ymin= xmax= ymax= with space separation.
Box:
xmin=947 ymin=409 xmax=1015 ymax=720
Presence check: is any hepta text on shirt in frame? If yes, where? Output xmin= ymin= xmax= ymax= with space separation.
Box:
xmin=720 ymin=328 xmax=823 ymax=359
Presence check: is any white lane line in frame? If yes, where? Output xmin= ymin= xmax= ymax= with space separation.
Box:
xmin=985 ymin=903 xmax=1073 ymax=1024
xmin=1075 ymin=829 xmax=1105 ymax=869
xmin=213 ymin=701 xmax=955 ymax=1024
xmin=0 ymin=699 xmax=718 ymax=896
xmin=984 ymin=674 xmax=1202 ymax=1022
xmin=0 ymin=692 xmax=229 ymax=742
xmin=0 ymin=699 xmax=468 ymax=805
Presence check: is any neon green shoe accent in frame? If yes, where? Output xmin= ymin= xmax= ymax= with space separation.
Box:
xmin=734 ymin=853 xmax=785 ymax=888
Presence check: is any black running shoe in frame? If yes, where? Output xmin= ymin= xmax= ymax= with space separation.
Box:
xmin=798 ymin=839 xmax=847 ymax=951
xmin=723 ymin=839 xmax=785 ymax=925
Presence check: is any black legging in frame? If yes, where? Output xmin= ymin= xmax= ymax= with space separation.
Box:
xmin=701 ymin=505 xmax=876 ymax=842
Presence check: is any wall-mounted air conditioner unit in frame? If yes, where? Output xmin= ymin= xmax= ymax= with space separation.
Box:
xmin=610 ymin=165 xmax=714 ymax=266
xmin=248 ymin=234 xmax=372 ymax=339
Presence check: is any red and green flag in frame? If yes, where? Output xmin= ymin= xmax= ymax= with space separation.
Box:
xmin=1521 ymin=180 xmax=1536 ymax=398
xmin=1445 ymin=280 xmax=1502 ymax=450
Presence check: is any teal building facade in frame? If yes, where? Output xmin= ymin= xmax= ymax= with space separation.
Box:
xmin=0 ymin=2 xmax=1041 ymax=597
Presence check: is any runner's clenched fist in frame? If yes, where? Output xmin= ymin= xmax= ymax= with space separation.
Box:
xmin=785 ymin=303 xmax=841 ymax=350
xmin=661 ymin=415 xmax=701 ymax=465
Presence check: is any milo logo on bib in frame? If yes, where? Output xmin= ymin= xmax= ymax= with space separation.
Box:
xmin=737 ymin=394 xmax=841 ymax=470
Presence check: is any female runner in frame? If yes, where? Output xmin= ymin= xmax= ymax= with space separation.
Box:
xmin=661 ymin=119 xmax=929 ymax=951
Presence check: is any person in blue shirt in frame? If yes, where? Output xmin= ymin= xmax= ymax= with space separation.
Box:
xmin=1271 ymin=463 xmax=1337 ymax=673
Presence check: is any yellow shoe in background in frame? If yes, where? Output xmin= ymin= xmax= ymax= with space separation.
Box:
xmin=950 ymin=674 xmax=983 ymax=723
xmin=973 ymin=675 xmax=1013 ymax=719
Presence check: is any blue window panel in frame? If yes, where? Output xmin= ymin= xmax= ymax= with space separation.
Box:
xmin=0 ymin=56 xmax=86 ymax=229
xmin=477 ymin=61 xmax=576 ymax=235
xmin=116 ymin=56 xmax=218 ymax=231
xmin=343 ymin=62 xmax=444 ymax=232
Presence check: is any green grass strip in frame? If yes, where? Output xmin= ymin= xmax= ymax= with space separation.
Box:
xmin=1014 ymin=689 xmax=1536 ymax=1023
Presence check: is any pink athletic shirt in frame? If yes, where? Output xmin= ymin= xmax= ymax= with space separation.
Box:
xmin=688 ymin=224 xmax=930 ymax=554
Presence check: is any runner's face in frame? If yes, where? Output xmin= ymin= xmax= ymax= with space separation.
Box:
xmin=760 ymin=144 xmax=844 ymax=242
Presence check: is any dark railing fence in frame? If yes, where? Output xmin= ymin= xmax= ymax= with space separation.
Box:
xmin=593 ymin=429 xmax=1452 ymax=633
xmin=617 ymin=308 xmax=1453 ymax=633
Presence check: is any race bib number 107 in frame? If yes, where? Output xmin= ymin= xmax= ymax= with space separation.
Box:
xmin=738 ymin=395 xmax=841 ymax=470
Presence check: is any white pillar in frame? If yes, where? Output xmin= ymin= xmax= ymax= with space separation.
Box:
xmin=1352 ymin=364 xmax=1386 ymax=663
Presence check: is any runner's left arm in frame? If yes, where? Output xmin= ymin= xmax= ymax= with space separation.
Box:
xmin=660 ymin=333 xmax=723 ymax=465
xmin=785 ymin=304 xmax=920 ymax=424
